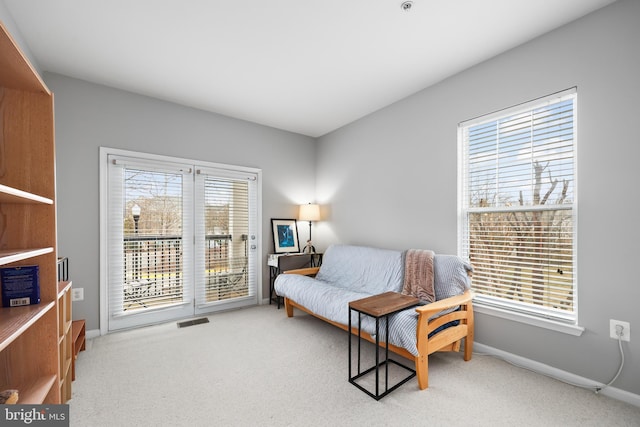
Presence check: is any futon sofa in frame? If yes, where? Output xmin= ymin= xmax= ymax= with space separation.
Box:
xmin=273 ymin=244 xmax=474 ymax=390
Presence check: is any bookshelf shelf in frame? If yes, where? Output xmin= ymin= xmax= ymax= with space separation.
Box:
xmin=0 ymin=301 xmax=55 ymax=352
xmin=15 ymin=375 xmax=58 ymax=405
xmin=0 ymin=184 xmax=53 ymax=205
xmin=57 ymin=280 xmax=72 ymax=296
xmin=0 ymin=248 xmax=55 ymax=266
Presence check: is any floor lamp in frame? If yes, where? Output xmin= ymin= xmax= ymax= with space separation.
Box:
xmin=299 ymin=203 xmax=320 ymax=253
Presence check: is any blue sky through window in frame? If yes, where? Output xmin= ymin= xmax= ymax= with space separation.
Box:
xmin=467 ymin=99 xmax=574 ymax=208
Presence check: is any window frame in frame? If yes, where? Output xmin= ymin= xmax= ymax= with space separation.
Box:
xmin=457 ymin=88 xmax=584 ymax=336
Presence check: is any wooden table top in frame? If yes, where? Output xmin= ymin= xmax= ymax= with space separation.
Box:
xmin=349 ymin=291 xmax=420 ymax=317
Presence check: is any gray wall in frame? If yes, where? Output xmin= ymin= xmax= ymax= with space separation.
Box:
xmin=0 ymin=1 xmax=40 ymax=75
xmin=44 ymin=73 xmax=316 ymax=331
xmin=316 ymin=0 xmax=639 ymax=395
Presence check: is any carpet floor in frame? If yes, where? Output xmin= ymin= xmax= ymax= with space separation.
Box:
xmin=70 ymin=305 xmax=640 ymax=426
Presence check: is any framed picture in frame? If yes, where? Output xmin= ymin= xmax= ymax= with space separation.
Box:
xmin=271 ymin=218 xmax=300 ymax=253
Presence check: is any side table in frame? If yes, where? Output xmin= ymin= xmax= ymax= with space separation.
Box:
xmin=348 ymin=291 xmax=419 ymax=400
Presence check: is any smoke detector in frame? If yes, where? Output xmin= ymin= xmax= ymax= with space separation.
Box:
xmin=401 ymin=1 xmax=413 ymax=11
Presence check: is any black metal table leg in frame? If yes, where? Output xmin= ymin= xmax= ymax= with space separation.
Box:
xmin=348 ymin=292 xmax=419 ymax=400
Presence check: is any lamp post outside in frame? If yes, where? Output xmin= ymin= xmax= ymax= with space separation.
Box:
xmin=132 ymin=204 xmax=141 ymax=233
xmin=132 ymin=204 xmax=141 ymax=280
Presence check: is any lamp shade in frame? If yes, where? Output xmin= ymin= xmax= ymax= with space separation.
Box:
xmin=299 ymin=203 xmax=320 ymax=222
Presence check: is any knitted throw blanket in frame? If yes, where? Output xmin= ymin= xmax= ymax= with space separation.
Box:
xmin=402 ymin=249 xmax=435 ymax=303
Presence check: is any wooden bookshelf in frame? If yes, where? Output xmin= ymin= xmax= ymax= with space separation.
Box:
xmin=0 ymin=21 xmax=61 ymax=404
xmin=71 ymin=319 xmax=85 ymax=381
xmin=58 ymin=281 xmax=73 ymax=402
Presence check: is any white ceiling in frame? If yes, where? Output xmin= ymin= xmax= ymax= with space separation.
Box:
xmin=4 ymin=0 xmax=616 ymax=137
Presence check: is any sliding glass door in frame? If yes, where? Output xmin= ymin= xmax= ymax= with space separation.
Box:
xmin=104 ymin=150 xmax=259 ymax=331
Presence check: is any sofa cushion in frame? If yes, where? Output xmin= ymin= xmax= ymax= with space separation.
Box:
xmin=275 ymin=272 xmax=421 ymax=355
xmin=315 ymin=244 xmax=404 ymax=295
xmin=433 ymin=255 xmax=473 ymax=300
xmin=275 ymin=273 xmax=370 ymax=324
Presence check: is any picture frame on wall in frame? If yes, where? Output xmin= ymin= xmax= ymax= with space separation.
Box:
xmin=271 ymin=218 xmax=300 ymax=253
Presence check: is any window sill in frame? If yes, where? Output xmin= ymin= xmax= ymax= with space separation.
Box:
xmin=473 ymin=303 xmax=585 ymax=336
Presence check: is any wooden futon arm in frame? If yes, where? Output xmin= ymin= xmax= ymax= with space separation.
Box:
xmin=283 ymin=267 xmax=320 ymax=277
xmin=414 ymin=290 xmax=474 ymax=317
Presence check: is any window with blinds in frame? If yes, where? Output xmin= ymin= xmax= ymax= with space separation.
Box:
xmin=459 ymin=88 xmax=577 ymax=323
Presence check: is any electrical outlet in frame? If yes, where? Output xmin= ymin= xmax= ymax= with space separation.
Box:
xmin=72 ymin=287 xmax=84 ymax=301
xmin=609 ymin=319 xmax=630 ymax=342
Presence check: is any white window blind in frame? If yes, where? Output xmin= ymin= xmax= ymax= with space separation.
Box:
xmin=194 ymin=167 xmax=258 ymax=308
xmin=107 ymin=156 xmax=194 ymax=320
xmin=459 ymin=88 xmax=577 ymax=323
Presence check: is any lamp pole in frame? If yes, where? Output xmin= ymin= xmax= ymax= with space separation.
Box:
xmin=299 ymin=203 xmax=320 ymax=254
xmin=132 ymin=204 xmax=140 ymax=233
xmin=132 ymin=204 xmax=141 ymax=280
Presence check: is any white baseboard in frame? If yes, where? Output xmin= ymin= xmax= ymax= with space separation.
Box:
xmin=474 ymin=342 xmax=640 ymax=408
xmin=86 ymin=329 xmax=101 ymax=340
